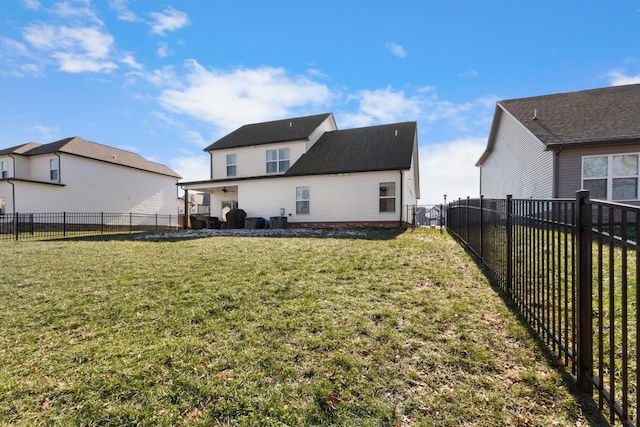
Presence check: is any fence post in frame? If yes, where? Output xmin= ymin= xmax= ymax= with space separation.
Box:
xmin=101 ymin=212 xmax=104 ymax=234
xmin=15 ymin=213 xmax=19 ymax=241
xmin=63 ymin=212 xmax=66 ymax=237
xmin=575 ymin=189 xmax=593 ymax=393
xmin=479 ymin=195 xmax=484 ymax=260
xmin=466 ymin=196 xmax=470 ymax=244
xmin=506 ymin=195 xmax=513 ymax=297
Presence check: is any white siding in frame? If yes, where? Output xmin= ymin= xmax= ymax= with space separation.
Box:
xmin=204 ymin=171 xmax=407 ymax=224
xmin=5 ymin=154 xmax=178 ymax=214
xmin=480 ymin=109 xmax=553 ymax=198
xmin=305 ymin=115 xmax=338 ymax=151
xmin=210 ymin=141 xmax=307 ymax=180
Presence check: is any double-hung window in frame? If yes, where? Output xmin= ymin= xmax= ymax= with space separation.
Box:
xmin=583 ymin=154 xmax=639 ymax=200
xmin=379 ymin=182 xmax=396 ymax=212
xmin=50 ymin=158 xmax=59 ymax=181
xmin=1 ymin=160 xmax=7 ymax=179
xmin=266 ymin=148 xmax=290 ymax=173
xmin=226 ymin=154 xmax=236 ymax=177
xmin=296 ymin=186 xmax=309 ymax=214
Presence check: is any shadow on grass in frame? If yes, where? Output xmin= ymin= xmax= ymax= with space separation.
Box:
xmin=45 ymin=228 xmax=409 ymax=243
xmin=447 ymin=230 xmax=612 ymax=427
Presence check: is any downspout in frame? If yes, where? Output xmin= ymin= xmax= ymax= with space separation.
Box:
xmin=7 ymin=180 xmax=15 ymax=215
xmin=8 ymin=154 xmax=16 ymax=214
xmin=55 ymin=153 xmax=61 ymax=183
xmin=209 ymin=152 xmax=213 ymax=179
xmin=553 ymin=146 xmax=562 ymax=198
xmin=399 ymin=170 xmax=403 ymax=225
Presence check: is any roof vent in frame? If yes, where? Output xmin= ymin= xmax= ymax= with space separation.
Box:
xmin=289 ymin=121 xmax=292 ymax=127
xmin=394 ymin=129 xmax=398 ymax=137
xmin=532 ymin=109 xmax=538 ymax=120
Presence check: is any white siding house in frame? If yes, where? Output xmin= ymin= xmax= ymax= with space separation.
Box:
xmin=477 ymin=106 xmax=553 ymax=199
xmin=181 ymin=113 xmax=420 ymax=228
xmin=0 ymin=137 xmax=181 ymax=215
xmin=477 ymin=84 xmax=640 ymax=202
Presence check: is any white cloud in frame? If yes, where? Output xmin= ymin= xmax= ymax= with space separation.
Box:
xmin=386 ymin=42 xmax=407 ymax=58
xmin=32 ymin=124 xmax=59 ymax=141
xmin=108 ymin=0 xmax=140 ymax=22
xmin=607 ymin=70 xmax=640 ymax=86
xmin=120 ymin=52 xmax=143 ymax=70
xmin=156 ymin=60 xmax=333 ymax=133
xmin=22 ymin=0 xmax=41 ymax=10
xmin=51 ymin=1 xmax=103 ymax=25
xmin=148 ymin=7 xmax=190 ymax=35
xmin=22 ymin=24 xmax=117 ymax=73
xmin=418 ymin=137 xmax=486 ymax=203
xmin=342 ymin=87 xmax=421 ymax=127
xmin=459 ymin=70 xmax=479 ymax=78
xmin=171 ymin=155 xmax=210 ymax=183
xmin=182 ymin=130 xmax=209 ymax=148
xmin=52 ymin=51 xmax=117 ymax=73
xmin=157 ymin=42 xmax=172 ymax=58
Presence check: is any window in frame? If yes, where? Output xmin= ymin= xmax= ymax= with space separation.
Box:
xmin=583 ymin=154 xmax=639 ymax=200
xmin=379 ymin=182 xmax=396 ymax=212
xmin=296 ymin=186 xmax=309 ymax=214
xmin=1 ymin=160 xmax=7 ymax=179
xmin=266 ymin=148 xmax=290 ymax=173
xmin=226 ymin=154 xmax=236 ymax=177
xmin=50 ymin=158 xmax=59 ymax=181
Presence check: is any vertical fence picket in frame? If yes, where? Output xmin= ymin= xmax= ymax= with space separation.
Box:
xmin=447 ymin=192 xmax=639 ymax=426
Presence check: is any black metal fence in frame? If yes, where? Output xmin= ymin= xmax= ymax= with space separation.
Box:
xmin=0 ymin=212 xmax=182 ymax=241
xmin=406 ymin=204 xmax=446 ymax=229
xmin=447 ymin=192 xmax=639 ymax=427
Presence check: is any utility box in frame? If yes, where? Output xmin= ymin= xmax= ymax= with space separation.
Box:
xmin=270 ymin=216 xmax=288 ymax=229
xmin=245 ymin=217 xmax=266 ymax=229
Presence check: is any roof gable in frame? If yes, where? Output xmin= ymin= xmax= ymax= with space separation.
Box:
xmin=0 ymin=142 xmax=41 ymax=156
xmin=204 ymin=113 xmax=333 ymax=151
xmin=500 ymin=83 xmax=640 ymax=146
xmin=20 ymin=137 xmax=181 ymax=178
xmin=285 ymin=121 xmax=417 ymax=176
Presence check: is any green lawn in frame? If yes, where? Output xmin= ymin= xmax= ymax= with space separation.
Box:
xmin=0 ymin=229 xmax=605 ymax=426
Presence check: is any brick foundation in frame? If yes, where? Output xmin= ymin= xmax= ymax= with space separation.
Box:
xmin=287 ymin=221 xmax=409 ymax=229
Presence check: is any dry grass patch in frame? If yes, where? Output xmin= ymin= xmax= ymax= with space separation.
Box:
xmin=0 ymin=228 xmax=604 ymax=426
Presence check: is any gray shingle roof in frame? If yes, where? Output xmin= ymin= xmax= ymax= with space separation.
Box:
xmin=7 ymin=137 xmax=181 ymax=178
xmin=285 ymin=121 xmax=417 ymax=176
xmin=204 ymin=113 xmax=333 ymax=151
xmin=0 ymin=142 xmax=41 ymax=156
xmin=500 ymin=83 xmax=640 ymax=146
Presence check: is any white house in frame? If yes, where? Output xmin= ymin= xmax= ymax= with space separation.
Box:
xmin=477 ymin=84 xmax=640 ymax=202
xmin=0 ymin=136 xmax=181 ymax=215
xmin=180 ymin=113 xmax=420 ymax=228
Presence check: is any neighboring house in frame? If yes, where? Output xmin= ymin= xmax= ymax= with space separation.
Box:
xmin=178 ymin=192 xmax=211 ymax=215
xmin=0 ymin=136 xmax=181 ymax=215
xmin=180 ymin=113 xmax=420 ymax=228
xmin=476 ymin=83 xmax=640 ymax=202
xmin=415 ymin=205 xmax=442 ymax=227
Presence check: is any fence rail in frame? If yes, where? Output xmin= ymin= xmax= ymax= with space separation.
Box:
xmin=0 ymin=212 xmax=182 ymax=241
xmin=447 ymin=192 xmax=639 ymax=427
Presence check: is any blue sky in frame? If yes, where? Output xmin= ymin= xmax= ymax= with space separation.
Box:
xmin=1 ymin=1 xmax=640 ymax=202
